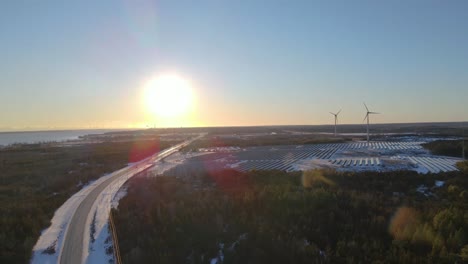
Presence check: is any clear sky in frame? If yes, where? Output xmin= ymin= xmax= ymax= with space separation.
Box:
xmin=1 ymin=0 xmax=467 ymax=130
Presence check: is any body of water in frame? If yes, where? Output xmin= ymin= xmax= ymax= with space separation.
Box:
xmin=0 ymin=129 xmax=125 ymax=146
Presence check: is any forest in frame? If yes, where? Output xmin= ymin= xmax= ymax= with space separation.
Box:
xmin=0 ymin=138 xmax=179 ymax=263
xmin=114 ymin=162 xmax=468 ymax=263
xmin=423 ymin=140 xmax=467 ymax=158
xmin=181 ymin=134 xmax=348 ymax=152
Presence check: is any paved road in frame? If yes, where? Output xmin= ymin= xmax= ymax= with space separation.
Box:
xmin=59 ymin=136 xmax=201 ymax=264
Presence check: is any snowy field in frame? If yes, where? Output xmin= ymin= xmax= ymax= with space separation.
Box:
xmin=165 ymin=140 xmax=462 ymax=175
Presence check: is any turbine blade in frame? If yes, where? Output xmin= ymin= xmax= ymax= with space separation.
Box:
xmin=363 ymin=113 xmax=368 ymax=122
xmin=364 ymin=103 xmax=369 ymax=112
xmin=337 ymin=109 xmax=342 ymax=115
xmin=330 ymin=112 xmax=336 ymax=116
xmin=369 ymin=112 xmax=380 ymax=114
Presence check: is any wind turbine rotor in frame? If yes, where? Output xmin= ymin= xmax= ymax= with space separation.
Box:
xmin=364 ymin=103 xmax=369 ymax=112
xmin=363 ymin=113 xmax=369 ymax=122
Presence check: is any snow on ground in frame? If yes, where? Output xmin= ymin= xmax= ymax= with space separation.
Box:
xmin=416 ymin=185 xmax=434 ymax=197
xmin=185 ymin=139 xmax=461 ymax=174
xmin=32 ymin=138 xmax=458 ymax=263
xmin=111 ymin=186 xmax=128 ymax=209
xmin=435 ymin=180 xmax=445 ymax=187
xmin=84 ymin=156 xmax=173 ymax=263
xmin=31 ymin=137 xmax=203 ymax=264
xmin=85 ymin=221 xmax=113 ymax=264
xmin=415 ymin=181 xmax=445 ymax=197
xmin=209 ymin=243 xmax=225 ymax=264
xmin=85 ymin=151 xmax=209 ymax=262
xmin=199 ymin=146 xmax=241 ymax=152
xmin=227 ymin=160 xmax=248 ymax=169
xmin=210 ymin=234 xmax=248 ymax=264
xmin=412 ymin=164 xmax=430 ymax=174
xmin=85 ymin=152 xmax=209 ymax=263
xmin=291 ymin=159 xmax=331 ymax=171
xmin=83 ymin=168 xmax=136 ymax=264
xmin=30 ymin=159 xmax=154 ymax=264
xmin=30 ymin=171 xmax=117 ymax=264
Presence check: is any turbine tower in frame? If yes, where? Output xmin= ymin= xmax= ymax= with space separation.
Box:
xmin=363 ymin=103 xmax=380 ymax=145
xmin=329 ymin=109 xmax=341 ymax=137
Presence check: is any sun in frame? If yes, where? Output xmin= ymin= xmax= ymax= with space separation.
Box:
xmin=144 ymin=74 xmax=194 ymax=118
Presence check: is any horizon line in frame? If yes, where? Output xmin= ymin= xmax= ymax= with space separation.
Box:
xmin=1 ymin=120 xmax=467 ymax=133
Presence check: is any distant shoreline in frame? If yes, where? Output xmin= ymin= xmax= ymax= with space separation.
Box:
xmin=0 ymin=128 xmax=138 ymax=134
xmin=0 ymin=129 xmax=136 ymax=146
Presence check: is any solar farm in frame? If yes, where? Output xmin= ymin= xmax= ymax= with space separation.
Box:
xmin=177 ymin=140 xmax=462 ymax=174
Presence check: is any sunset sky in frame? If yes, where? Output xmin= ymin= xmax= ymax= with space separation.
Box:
xmin=1 ymin=0 xmax=467 ymax=131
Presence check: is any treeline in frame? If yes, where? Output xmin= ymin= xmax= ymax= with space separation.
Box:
xmin=114 ymin=169 xmax=468 ymax=263
xmin=423 ymin=140 xmax=467 ymax=158
xmin=0 ymin=138 xmax=178 ymax=263
xmin=181 ymin=134 xmax=349 ymax=152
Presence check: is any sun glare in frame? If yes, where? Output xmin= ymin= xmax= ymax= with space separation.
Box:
xmin=144 ymin=74 xmax=194 ymax=119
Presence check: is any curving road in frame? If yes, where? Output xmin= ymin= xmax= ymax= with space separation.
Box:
xmin=59 ymin=135 xmax=202 ymax=264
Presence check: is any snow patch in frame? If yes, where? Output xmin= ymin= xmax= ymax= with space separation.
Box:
xmin=30 ymin=171 xmax=116 ymax=264
xmin=84 ymin=164 xmax=153 ymax=263
xmin=210 ymin=243 xmax=225 ymax=264
xmin=228 ymin=233 xmax=248 ymax=251
xmin=416 ymin=185 xmax=433 ymax=197
xmin=435 ymin=180 xmax=445 ymax=187
xmin=227 ymin=160 xmax=248 ymax=169
xmin=411 ymin=165 xmax=430 ymax=174
xmin=200 ymin=146 xmax=240 ymax=152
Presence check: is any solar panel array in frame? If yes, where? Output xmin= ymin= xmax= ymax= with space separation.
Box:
xmin=235 ymin=159 xmax=298 ymax=172
xmin=321 ymin=141 xmax=424 ymax=151
xmin=329 ymin=157 xmax=381 ymax=167
xmin=219 ymin=146 xmax=334 ymax=172
xmin=406 ymin=156 xmax=459 ymax=173
xmin=224 ymin=141 xmax=425 ymax=171
xmin=190 ymin=141 xmax=457 ymax=173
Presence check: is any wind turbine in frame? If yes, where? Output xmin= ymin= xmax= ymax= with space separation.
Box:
xmin=363 ymin=103 xmax=380 ymax=144
xmin=329 ymin=109 xmax=341 ymax=136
